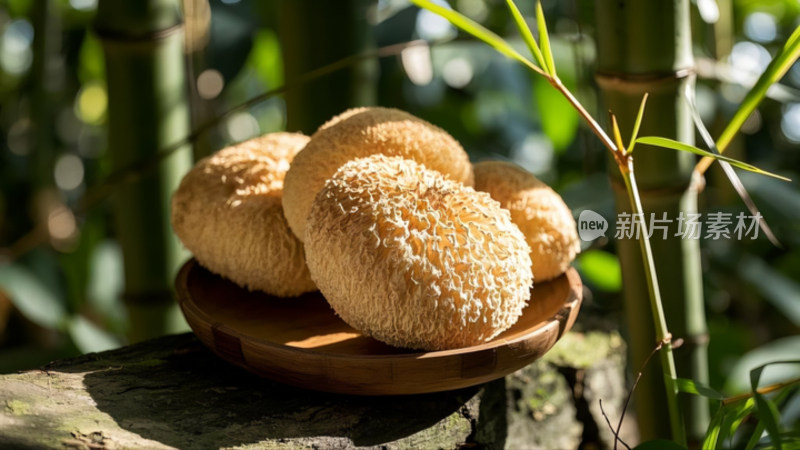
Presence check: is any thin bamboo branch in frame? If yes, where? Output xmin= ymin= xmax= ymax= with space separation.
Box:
xmin=594 ymin=0 xmax=709 ymax=441
xmin=722 ymin=377 xmax=800 ymax=406
xmin=477 ymin=1 xmax=689 ymax=440
xmin=619 ymin=158 xmax=685 ymax=444
xmin=547 ymin=76 xmax=688 ymax=444
xmin=550 ymin=77 xmax=618 ymax=152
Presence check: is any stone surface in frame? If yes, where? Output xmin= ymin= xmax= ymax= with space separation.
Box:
xmin=473 ymin=330 xmax=633 ymax=450
xmin=0 ymin=330 xmax=630 ymax=449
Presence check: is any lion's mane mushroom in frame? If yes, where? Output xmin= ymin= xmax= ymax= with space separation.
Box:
xmin=282 ymin=107 xmax=474 ymax=242
xmin=171 ymin=132 xmax=316 ymax=297
xmin=473 ymin=161 xmax=580 ymax=281
xmin=304 ymin=154 xmax=532 ymax=351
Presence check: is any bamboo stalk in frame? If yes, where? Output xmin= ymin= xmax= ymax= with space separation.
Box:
xmin=183 ymin=0 xmax=214 ymax=160
xmin=30 ymin=0 xmax=60 ymax=187
xmin=275 ymin=0 xmax=377 ymax=134
xmin=595 ymin=0 xmax=710 ymax=442
xmin=95 ymin=0 xmax=193 ymax=342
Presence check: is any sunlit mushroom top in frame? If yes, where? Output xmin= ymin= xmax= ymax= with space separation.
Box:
xmin=304 ymin=154 xmax=532 ymax=350
xmin=282 ymin=107 xmax=474 ymax=242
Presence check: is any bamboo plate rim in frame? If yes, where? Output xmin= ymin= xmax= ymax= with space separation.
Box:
xmin=175 ymin=258 xmax=583 ymax=394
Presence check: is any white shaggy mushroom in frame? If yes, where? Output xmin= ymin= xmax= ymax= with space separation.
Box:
xmin=473 ymin=161 xmax=580 ymax=281
xmin=171 ymin=132 xmax=316 ymax=297
xmin=282 ymin=107 xmax=474 ymax=242
xmin=304 ymin=154 xmax=532 ymax=351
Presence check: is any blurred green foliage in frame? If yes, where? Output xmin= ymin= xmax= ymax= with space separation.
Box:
xmin=0 ymin=2 xmax=797 ymax=444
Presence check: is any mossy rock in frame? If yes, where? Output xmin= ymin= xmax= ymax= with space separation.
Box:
xmin=0 ymin=330 xmax=631 ymax=449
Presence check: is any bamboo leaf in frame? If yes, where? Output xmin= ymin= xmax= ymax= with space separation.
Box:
xmin=774 ymin=431 xmax=800 ymax=445
xmin=751 ymin=365 xmax=784 ymax=449
xmin=576 ymin=250 xmax=621 ymax=292
xmin=718 ymin=24 xmax=800 ymax=152
xmin=533 ymin=72 xmax=580 ymax=151
xmin=610 ymin=114 xmax=626 ymax=154
xmin=702 ymin=405 xmax=725 ymax=450
xmin=747 ymin=361 xmax=800 ymax=385
xmin=728 ymin=346 xmax=800 ymax=394
xmin=627 ymin=93 xmax=649 ymax=154
xmin=747 ymin=387 xmax=800 ymax=449
xmin=535 ymin=1 xmax=556 ymax=76
xmin=505 ymin=0 xmax=547 ymax=71
xmin=684 ymin=86 xmax=781 ymax=247
xmin=636 ymin=136 xmax=791 ymax=182
xmin=697 ymin=24 xmax=800 ymax=173
xmin=410 ymin=0 xmax=546 ymax=76
xmin=724 ymin=398 xmax=755 ymax=449
xmin=675 ymin=378 xmax=725 ymax=400
xmin=0 ymin=264 xmax=67 ymax=330
xmin=745 ymin=421 xmax=766 ymax=450
xmin=67 ymin=315 xmax=121 ymax=354
xmin=730 ymin=381 xmax=797 ymax=450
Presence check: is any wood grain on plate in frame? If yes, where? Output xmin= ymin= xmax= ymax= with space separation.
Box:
xmin=176 ymin=258 xmax=582 ymax=395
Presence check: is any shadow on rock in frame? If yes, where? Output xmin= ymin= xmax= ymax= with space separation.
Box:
xmin=51 ymin=334 xmax=480 ymax=449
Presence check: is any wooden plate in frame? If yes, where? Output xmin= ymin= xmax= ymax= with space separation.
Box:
xmin=176 ymin=259 xmax=582 ymax=395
